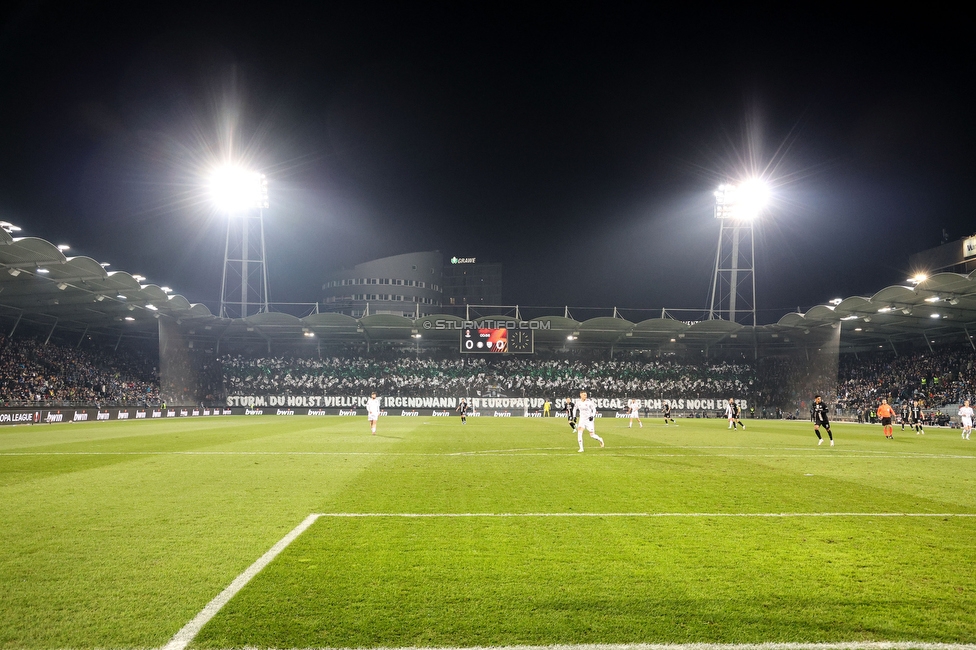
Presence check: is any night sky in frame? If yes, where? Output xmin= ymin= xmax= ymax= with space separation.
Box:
xmin=0 ymin=4 xmax=972 ymax=322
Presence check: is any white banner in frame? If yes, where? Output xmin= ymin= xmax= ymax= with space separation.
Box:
xmin=225 ymin=395 xmax=746 ymax=411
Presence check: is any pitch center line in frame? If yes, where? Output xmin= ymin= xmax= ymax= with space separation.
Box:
xmin=161 ymin=513 xmax=321 ymax=650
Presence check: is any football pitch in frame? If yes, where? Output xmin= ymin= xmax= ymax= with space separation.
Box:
xmin=1 ymin=415 xmax=974 ymax=649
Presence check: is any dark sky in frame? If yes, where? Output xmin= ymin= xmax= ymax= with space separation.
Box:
xmin=0 ymin=3 xmax=972 ymax=322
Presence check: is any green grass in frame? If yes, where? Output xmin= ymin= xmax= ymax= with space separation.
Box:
xmin=1 ymin=415 xmax=974 ymax=648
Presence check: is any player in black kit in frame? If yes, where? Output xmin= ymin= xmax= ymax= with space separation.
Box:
xmin=663 ymin=401 xmax=676 ymax=425
xmin=812 ymin=395 xmax=834 ymax=446
xmin=900 ymin=402 xmax=909 ymax=431
xmin=456 ymin=399 xmax=468 ymax=424
xmin=909 ymin=400 xmax=924 ymax=435
xmin=562 ymin=397 xmax=577 ymax=431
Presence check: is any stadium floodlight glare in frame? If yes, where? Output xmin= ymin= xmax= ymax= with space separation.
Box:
xmin=829 ymin=298 xmax=843 ymax=306
xmin=145 ymin=304 xmax=158 ymax=311
xmin=57 ymin=244 xmax=70 ymax=252
xmin=878 ymin=306 xmax=892 ymax=313
xmin=160 ymin=286 xmax=172 ymax=293
xmin=124 ymin=316 xmax=135 ymax=321
xmin=930 ymin=313 xmax=941 ymax=319
xmin=209 ymin=166 xmax=270 ymax=214
xmin=99 ymin=262 xmax=110 ymax=268
xmin=0 ymin=221 xmax=22 ymax=233
xmin=714 ymin=178 xmax=770 ymax=220
xmin=36 ymin=268 xmax=49 ymax=274
xmin=909 ymin=273 xmax=928 ymax=284
xmin=924 ymin=296 xmax=941 ymax=303
xmin=132 ymin=274 xmax=146 ymax=282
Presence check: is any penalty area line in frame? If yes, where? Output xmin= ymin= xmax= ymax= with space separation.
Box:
xmin=161 ymin=513 xmax=320 ymax=650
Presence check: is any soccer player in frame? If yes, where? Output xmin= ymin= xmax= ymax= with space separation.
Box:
xmin=366 ymin=392 xmax=380 ymax=435
xmin=543 ymin=399 xmax=551 ymax=417
xmin=628 ymin=398 xmax=642 ymax=428
xmin=959 ymin=399 xmax=973 ymax=440
xmin=812 ymin=395 xmax=833 ymax=446
xmin=910 ymin=400 xmax=925 ymax=435
xmin=663 ymin=401 xmax=675 ymax=425
xmin=900 ymin=402 xmax=909 ymax=431
xmin=562 ymin=397 xmax=577 ymax=431
xmin=877 ymin=398 xmax=895 ymax=439
xmin=573 ymin=391 xmax=604 ymax=452
xmin=725 ymin=398 xmax=745 ymax=430
xmin=456 ymin=399 xmax=468 ymax=424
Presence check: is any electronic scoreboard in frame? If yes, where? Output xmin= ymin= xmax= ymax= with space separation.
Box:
xmin=461 ymin=327 xmax=533 ymax=353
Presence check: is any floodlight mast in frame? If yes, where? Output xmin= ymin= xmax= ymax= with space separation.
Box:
xmin=212 ymin=168 xmax=271 ymax=319
xmin=707 ymin=181 xmax=766 ymax=327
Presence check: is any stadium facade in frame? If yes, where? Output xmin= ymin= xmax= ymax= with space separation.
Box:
xmin=909 ymin=232 xmax=976 ymax=276
xmin=320 ymin=251 xmax=443 ymax=318
xmin=441 ymin=257 xmax=503 ymax=315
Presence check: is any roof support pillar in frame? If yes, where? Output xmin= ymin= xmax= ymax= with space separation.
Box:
xmin=888 ymin=337 xmax=898 ymax=356
xmin=114 ymin=330 xmax=123 ymax=351
xmin=77 ymin=325 xmax=89 ymax=348
xmin=965 ymin=325 xmax=976 ymax=351
xmin=8 ymin=309 xmax=22 ymax=337
xmin=44 ymin=318 xmax=58 ymax=346
xmin=923 ymin=332 xmax=934 ymax=353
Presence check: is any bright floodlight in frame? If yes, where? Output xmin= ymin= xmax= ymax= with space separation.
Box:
xmin=714 ymin=178 xmax=770 ymax=220
xmin=209 ymin=166 xmax=269 ymax=214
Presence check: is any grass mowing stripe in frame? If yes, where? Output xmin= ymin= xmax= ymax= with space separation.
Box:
xmin=310 ymin=512 xmax=976 ymax=517
xmin=2 ymin=451 xmax=974 ymax=459
xmin=200 ymin=641 xmax=976 ymax=650
xmin=161 ymin=514 xmax=321 ymax=650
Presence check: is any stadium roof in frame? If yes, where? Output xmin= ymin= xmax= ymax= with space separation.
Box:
xmin=5 ymin=226 xmax=976 ymax=353
xmin=0 ymin=228 xmax=213 ymax=339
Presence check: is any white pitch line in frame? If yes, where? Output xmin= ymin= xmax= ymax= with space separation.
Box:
xmin=313 ymin=512 xmax=976 ymax=518
xmin=161 ymin=513 xmax=321 ymax=650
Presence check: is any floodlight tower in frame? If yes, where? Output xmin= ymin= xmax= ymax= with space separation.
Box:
xmin=707 ymin=179 xmax=768 ymax=326
xmin=211 ymin=167 xmax=271 ymax=319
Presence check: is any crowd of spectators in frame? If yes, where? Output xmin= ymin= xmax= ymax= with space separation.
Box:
xmin=0 ymin=336 xmax=159 ymax=407
xmin=6 ymin=334 xmax=976 ymax=413
xmin=836 ymin=347 xmax=976 ymax=412
xmin=221 ymin=352 xmax=756 ymax=399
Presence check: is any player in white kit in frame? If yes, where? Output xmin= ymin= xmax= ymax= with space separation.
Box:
xmin=628 ymin=399 xmax=642 ymax=428
xmin=959 ymin=399 xmax=973 ymax=440
xmin=574 ymin=391 xmax=604 ymax=452
xmin=366 ymin=392 xmax=381 ymax=435
xmin=725 ymin=398 xmax=745 ymax=430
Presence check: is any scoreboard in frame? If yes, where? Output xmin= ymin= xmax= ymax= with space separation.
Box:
xmin=461 ymin=327 xmax=533 ymax=354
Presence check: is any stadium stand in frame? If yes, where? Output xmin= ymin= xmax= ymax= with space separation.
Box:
xmin=0 ymin=335 xmax=158 ymax=407
xmin=4 ymin=331 xmax=976 ymax=415
xmin=220 ymin=352 xmax=755 ymax=400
